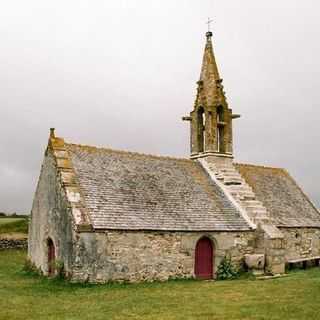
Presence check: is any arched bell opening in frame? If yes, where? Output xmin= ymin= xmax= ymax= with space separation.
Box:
xmin=197 ymin=107 xmax=206 ymax=153
xmin=216 ymin=105 xmax=225 ymax=153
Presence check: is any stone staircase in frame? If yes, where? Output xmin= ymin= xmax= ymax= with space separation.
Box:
xmin=199 ymin=157 xmax=285 ymax=274
xmin=203 ymin=159 xmax=271 ymax=225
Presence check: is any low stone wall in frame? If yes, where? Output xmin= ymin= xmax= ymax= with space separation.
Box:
xmin=280 ymin=227 xmax=320 ymax=261
xmin=0 ymin=238 xmax=28 ymax=250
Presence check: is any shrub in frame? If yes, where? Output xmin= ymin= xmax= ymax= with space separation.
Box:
xmin=216 ymin=257 xmax=239 ymax=280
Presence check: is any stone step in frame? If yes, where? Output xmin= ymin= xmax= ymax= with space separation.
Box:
xmin=227 ymin=188 xmax=255 ymax=198
xmin=223 ymin=176 xmax=243 ymax=182
xmin=219 ymin=168 xmax=238 ymax=174
xmin=214 ymin=173 xmax=223 ymax=177
xmin=214 ymin=170 xmax=241 ymax=176
xmin=215 ymin=173 xmax=244 ymax=185
xmin=244 ymin=203 xmax=267 ymax=211
xmin=224 ymin=180 xmax=242 ymax=186
xmin=214 ymin=165 xmax=235 ymax=170
xmin=221 ymin=171 xmax=242 ymax=177
xmin=245 ymin=205 xmax=267 ymax=212
xmin=228 ymin=184 xmax=252 ymax=191
xmin=207 ymin=162 xmax=272 ymax=224
xmin=224 ymin=177 xmax=243 ymax=183
xmin=241 ymin=194 xmax=256 ymax=200
xmin=243 ymin=200 xmax=264 ymax=207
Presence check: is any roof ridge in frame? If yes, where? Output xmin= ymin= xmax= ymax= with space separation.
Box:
xmin=65 ymin=141 xmax=191 ymax=162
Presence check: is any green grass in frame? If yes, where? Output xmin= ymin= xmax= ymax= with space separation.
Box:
xmin=1 ymin=250 xmax=320 ymax=320
xmin=0 ymin=218 xmax=23 ymax=225
xmin=0 ymin=218 xmax=28 ymax=234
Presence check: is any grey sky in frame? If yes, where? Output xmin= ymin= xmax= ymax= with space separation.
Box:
xmin=0 ymin=0 xmax=319 ymax=213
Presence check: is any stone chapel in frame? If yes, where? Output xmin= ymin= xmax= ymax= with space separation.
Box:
xmin=28 ymin=31 xmax=320 ymax=282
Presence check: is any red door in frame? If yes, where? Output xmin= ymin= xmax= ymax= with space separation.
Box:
xmin=195 ymin=237 xmax=213 ymax=279
xmin=47 ymin=238 xmax=55 ymax=276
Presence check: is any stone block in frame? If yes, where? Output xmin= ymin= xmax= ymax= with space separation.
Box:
xmin=269 ymin=263 xmax=285 ymax=275
xmin=244 ymin=254 xmax=265 ymax=270
xmin=56 ymin=158 xmax=72 ymax=169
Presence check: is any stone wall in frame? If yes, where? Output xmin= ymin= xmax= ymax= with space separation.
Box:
xmin=0 ymin=238 xmax=27 ymax=250
xmin=71 ymin=230 xmax=255 ymax=283
xmin=280 ymin=228 xmax=320 ymax=261
xmin=28 ymin=149 xmax=76 ymax=276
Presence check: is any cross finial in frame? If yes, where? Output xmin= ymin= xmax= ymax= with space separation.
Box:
xmin=206 ymin=17 xmax=214 ymax=32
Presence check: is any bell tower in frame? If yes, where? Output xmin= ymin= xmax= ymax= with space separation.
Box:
xmin=183 ymin=31 xmax=240 ymax=159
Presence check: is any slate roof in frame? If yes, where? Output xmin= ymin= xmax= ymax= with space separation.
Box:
xmin=65 ymin=144 xmax=251 ymax=231
xmin=236 ymin=164 xmax=320 ymax=228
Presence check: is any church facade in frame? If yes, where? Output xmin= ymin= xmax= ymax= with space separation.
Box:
xmin=28 ymin=31 xmax=320 ymax=282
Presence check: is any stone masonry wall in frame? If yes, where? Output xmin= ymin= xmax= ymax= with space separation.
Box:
xmin=280 ymin=228 xmax=320 ymax=261
xmin=0 ymin=238 xmax=27 ymax=250
xmin=28 ymin=149 xmax=76 ymax=276
xmin=71 ymin=230 xmax=255 ymax=283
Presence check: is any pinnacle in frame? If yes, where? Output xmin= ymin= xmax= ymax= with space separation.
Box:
xmin=198 ymin=33 xmax=225 ymax=106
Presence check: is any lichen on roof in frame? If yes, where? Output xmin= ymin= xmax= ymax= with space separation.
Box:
xmin=64 ymin=143 xmax=251 ymax=231
xmin=236 ymin=163 xmax=320 ymax=228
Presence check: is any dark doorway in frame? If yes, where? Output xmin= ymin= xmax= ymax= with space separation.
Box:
xmin=195 ymin=237 xmax=214 ymax=279
xmin=47 ymin=238 xmax=55 ymax=276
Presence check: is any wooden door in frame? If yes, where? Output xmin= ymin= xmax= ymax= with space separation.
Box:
xmin=47 ymin=238 xmax=55 ymax=276
xmin=195 ymin=237 xmax=213 ymax=279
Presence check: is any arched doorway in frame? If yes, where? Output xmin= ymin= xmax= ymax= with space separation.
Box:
xmin=47 ymin=238 xmax=55 ymax=276
xmin=195 ymin=237 xmax=214 ymax=279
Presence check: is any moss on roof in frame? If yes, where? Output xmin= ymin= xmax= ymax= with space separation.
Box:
xmin=64 ymin=143 xmax=251 ymax=231
xmin=236 ymin=163 xmax=320 ymax=228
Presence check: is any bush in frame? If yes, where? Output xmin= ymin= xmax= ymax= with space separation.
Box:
xmin=216 ymin=257 xmax=239 ymax=280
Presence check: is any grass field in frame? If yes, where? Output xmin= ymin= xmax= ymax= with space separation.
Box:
xmin=0 ymin=218 xmax=24 ymax=225
xmin=0 ymin=217 xmax=28 ymax=235
xmin=1 ymin=250 xmax=320 ymax=320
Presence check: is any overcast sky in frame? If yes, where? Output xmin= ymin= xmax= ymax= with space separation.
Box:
xmin=0 ymin=0 xmax=319 ymax=213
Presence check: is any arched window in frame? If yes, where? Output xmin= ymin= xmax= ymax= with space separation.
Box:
xmin=47 ymin=238 xmax=55 ymax=276
xmin=195 ymin=237 xmax=214 ymax=279
xmin=216 ymin=106 xmax=225 ymax=153
xmin=197 ymin=107 xmax=205 ymax=152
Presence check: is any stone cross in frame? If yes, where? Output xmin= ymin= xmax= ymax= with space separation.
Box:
xmin=206 ymin=18 xmax=214 ymax=32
